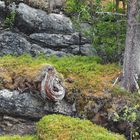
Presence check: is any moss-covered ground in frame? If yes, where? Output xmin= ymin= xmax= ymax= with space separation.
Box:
xmin=0 ymin=114 xmax=126 ymax=140
xmin=0 ymin=55 xmax=120 ymax=96
xmin=0 ymin=55 xmax=124 ymax=140
xmin=36 ymin=114 xmax=126 ymax=140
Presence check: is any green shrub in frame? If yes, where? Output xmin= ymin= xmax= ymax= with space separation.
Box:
xmin=93 ymin=16 xmax=126 ymax=63
xmin=64 ymin=0 xmax=100 ymax=21
xmin=4 ymin=11 xmax=16 ymax=28
xmin=36 ymin=114 xmax=126 ymax=140
xmin=65 ymin=0 xmax=126 ymax=63
xmin=79 ymin=14 xmax=126 ymax=63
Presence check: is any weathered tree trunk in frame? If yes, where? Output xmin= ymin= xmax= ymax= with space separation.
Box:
xmin=122 ymin=0 xmax=140 ymax=92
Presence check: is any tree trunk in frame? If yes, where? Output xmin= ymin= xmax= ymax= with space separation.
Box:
xmin=122 ymin=0 xmax=140 ymax=92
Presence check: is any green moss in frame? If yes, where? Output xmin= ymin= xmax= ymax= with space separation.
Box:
xmin=0 ymin=115 xmax=126 ymax=140
xmin=0 ymin=135 xmax=36 ymax=140
xmin=0 ymin=55 xmax=120 ymax=95
xmin=36 ymin=114 xmax=126 ymax=140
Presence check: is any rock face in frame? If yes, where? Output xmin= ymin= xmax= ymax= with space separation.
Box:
xmin=0 ymin=64 xmax=75 ymax=135
xmin=0 ymin=65 xmax=75 ymax=118
xmin=14 ymin=3 xmax=74 ymax=34
xmin=0 ymin=31 xmax=31 ymax=56
xmin=0 ymin=115 xmax=36 ymax=135
xmin=0 ymin=2 xmax=95 ymax=56
xmin=30 ymin=44 xmax=67 ymax=57
xmin=30 ymin=33 xmax=90 ymax=48
xmin=0 ymin=31 xmax=68 ymax=56
xmin=0 ymin=89 xmax=75 ymax=119
xmin=30 ymin=33 xmax=73 ymax=48
xmin=0 ymin=31 xmax=94 ymax=56
xmin=0 ymin=30 xmax=94 ymax=56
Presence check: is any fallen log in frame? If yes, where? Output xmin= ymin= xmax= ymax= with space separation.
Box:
xmin=96 ymin=12 xmax=127 ymax=17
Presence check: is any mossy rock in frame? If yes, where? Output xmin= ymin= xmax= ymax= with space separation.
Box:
xmin=36 ymin=114 xmax=126 ymax=140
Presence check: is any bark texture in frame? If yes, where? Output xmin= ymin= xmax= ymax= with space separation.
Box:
xmin=122 ymin=0 xmax=140 ymax=92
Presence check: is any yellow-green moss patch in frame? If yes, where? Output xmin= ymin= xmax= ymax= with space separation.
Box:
xmin=0 ymin=135 xmax=36 ymax=140
xmin=36 ymin=114 xmax=126 ymax=140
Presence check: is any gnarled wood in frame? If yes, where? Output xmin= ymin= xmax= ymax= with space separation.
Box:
xmin=40 ymin=65 xmax=65 ymax=101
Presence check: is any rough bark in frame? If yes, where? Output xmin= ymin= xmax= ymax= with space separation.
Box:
xmin=122 ymin=0 xmax=140 ymax=92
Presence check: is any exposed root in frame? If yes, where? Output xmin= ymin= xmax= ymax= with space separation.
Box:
xmin=40 ymin=65 xmax=65 ymax=101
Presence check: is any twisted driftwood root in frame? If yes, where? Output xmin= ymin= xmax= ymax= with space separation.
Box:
xmin=40 ymin=65 xmax=65 ymax=101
